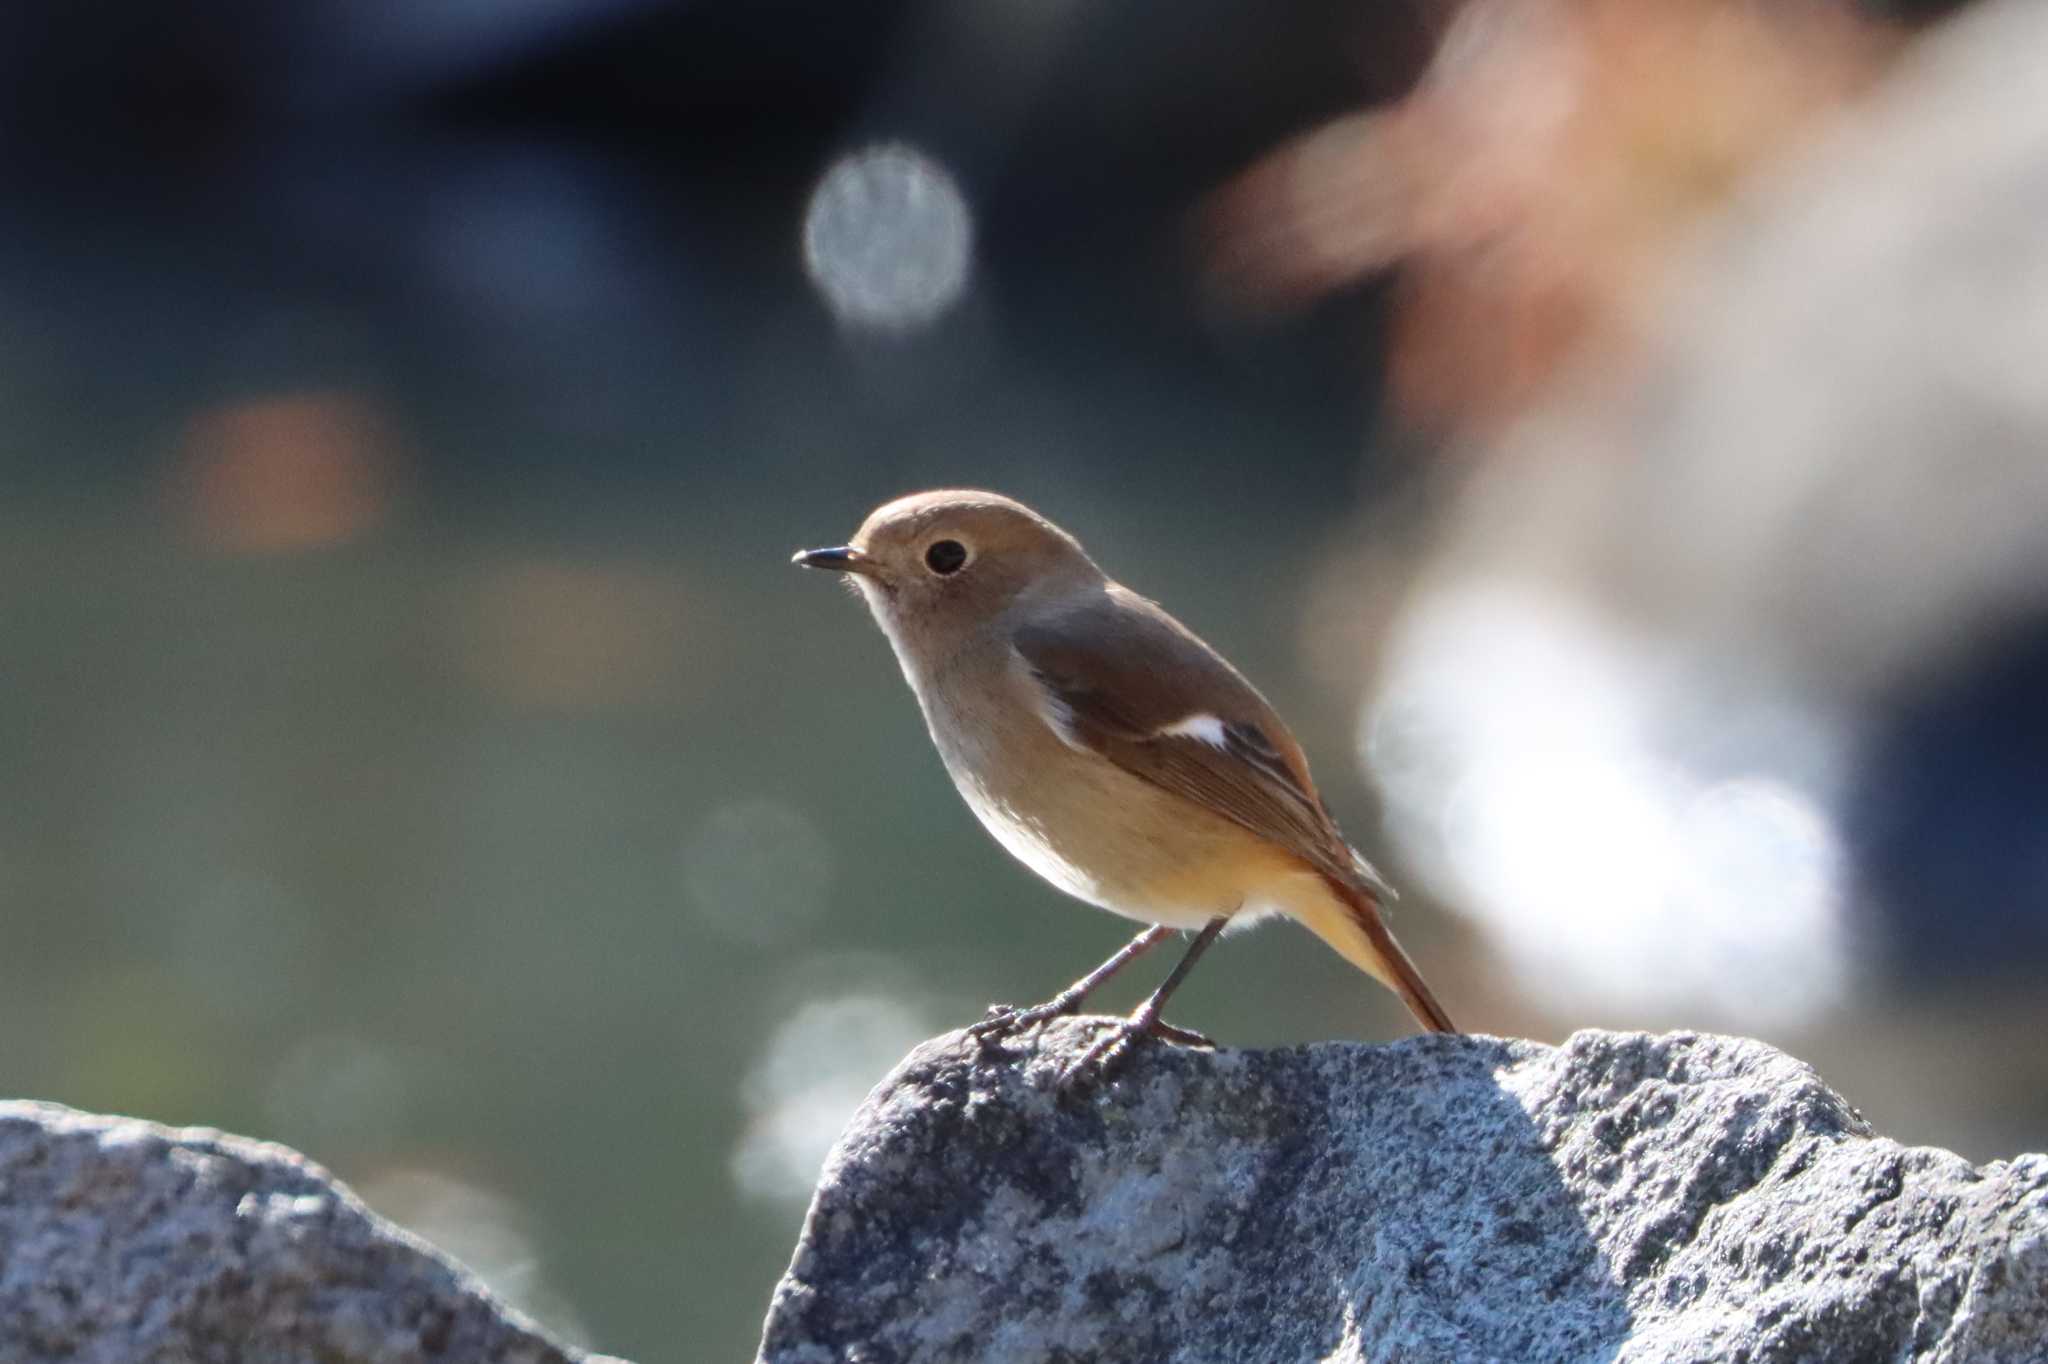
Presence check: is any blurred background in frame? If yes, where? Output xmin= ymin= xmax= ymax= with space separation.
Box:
xmin=1 ymin=0 xmax=2041 ymax=1357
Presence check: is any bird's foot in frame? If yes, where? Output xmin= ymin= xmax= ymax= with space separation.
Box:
xmin=1147 ymin=1019 xmax=1216 ymax=1050
xmin=1059 ymin=1010 xmax=1215 ymax=1090
xmin=969 ymin=992 xmax=1084 ymax=1047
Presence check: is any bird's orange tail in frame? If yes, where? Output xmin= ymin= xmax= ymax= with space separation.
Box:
xmin=1291 ymin=873 xmax=1458 ymax=1034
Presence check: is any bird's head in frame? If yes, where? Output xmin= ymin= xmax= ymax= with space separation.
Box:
xmin=794 ymin=489 xmax=1101 ymax=664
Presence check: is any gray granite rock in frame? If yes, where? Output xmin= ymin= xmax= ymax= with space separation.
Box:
xmin=0 ymin=1101 xmax=620 ymax=1364
xmin=757 ymin=1022 xmax=2048 ymax=1363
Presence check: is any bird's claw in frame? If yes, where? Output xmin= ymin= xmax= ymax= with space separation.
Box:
xmin=1059 ymin=1012 xmax=1213 ymax=1090
xmin=969 ymin=994 xmax=1081 ymax=1047
xmin=1147 ymin=1020 xmax=1216 ymax=1050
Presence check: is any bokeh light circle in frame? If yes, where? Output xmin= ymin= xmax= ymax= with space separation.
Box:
xmin=802 ymin=144 xmax=974 ymax=330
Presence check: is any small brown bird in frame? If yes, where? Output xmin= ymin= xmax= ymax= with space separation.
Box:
xmin=794 ymin=490 xmax=1455 ymax=1079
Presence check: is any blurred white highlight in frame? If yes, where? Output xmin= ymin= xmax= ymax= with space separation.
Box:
xmin=1369 ymin=584 xmax=1850 ymax=1027
xmin=682 ymin=798 xmax=836 ymax=948
xmin=731 ymin=992 xmax=932 ymax=1204
xmin=360 ymin=1168 xmax=588 ymax=1343
xmin=803 ymin=144 xmax=974 ymax=330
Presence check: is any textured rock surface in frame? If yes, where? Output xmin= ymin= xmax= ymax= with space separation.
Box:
xmin=758 ymin=1021 xmax=2048 ymax=1364
xmin=0 ymin=1101 xmax=620 ymax=1364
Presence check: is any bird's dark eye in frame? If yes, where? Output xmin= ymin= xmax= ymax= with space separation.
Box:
xmin=924 ymin=539 xmax=969 ymax=575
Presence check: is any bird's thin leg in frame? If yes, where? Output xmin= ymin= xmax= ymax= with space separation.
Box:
xmin=1065 ymin=915 xmax=1229 ymax=1085
xmin=970 ymin=924 xmax=1176 ymax=1045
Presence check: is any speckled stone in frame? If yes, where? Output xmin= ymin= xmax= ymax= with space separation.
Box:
xmin=756 ymin=1021 xmax=2048 ymax=1364
xmin=0 ymin=1101 xmax=619 ymax=1364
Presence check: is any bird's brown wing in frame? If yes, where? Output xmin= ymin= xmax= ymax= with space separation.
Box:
xmin=1015 ymin=584 xmax=1452 ymax=1034
xmin=1011 ymin=585 xmax=1358 ymax=887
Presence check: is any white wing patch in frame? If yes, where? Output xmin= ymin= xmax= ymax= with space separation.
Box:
xmin=1157 ymin=713 xmax=1229 ymax=748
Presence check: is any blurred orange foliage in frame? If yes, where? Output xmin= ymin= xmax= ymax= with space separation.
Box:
xmin=178 ymin=390 xmax=402 ymax=554
xmin=1207 ymin=0 xmax=1904 ymax=435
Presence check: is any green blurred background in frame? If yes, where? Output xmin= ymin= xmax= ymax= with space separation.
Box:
xmin=2 ymin=0 xmax=2042 ymax=1359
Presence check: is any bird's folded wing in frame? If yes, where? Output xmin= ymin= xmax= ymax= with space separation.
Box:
xmin=1012 ymin=588 xmax=1359 ymax=886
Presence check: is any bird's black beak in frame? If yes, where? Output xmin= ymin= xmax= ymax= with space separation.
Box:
xmin=791 ymin=545 xmax=880 ymax=576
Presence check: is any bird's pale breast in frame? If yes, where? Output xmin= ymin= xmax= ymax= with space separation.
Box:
xmin=916 ymin=642 xmax=1304 ymax=930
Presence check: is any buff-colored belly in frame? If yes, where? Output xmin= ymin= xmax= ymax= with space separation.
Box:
xmin=932 ymin=697 xmax=1306 ymax=929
